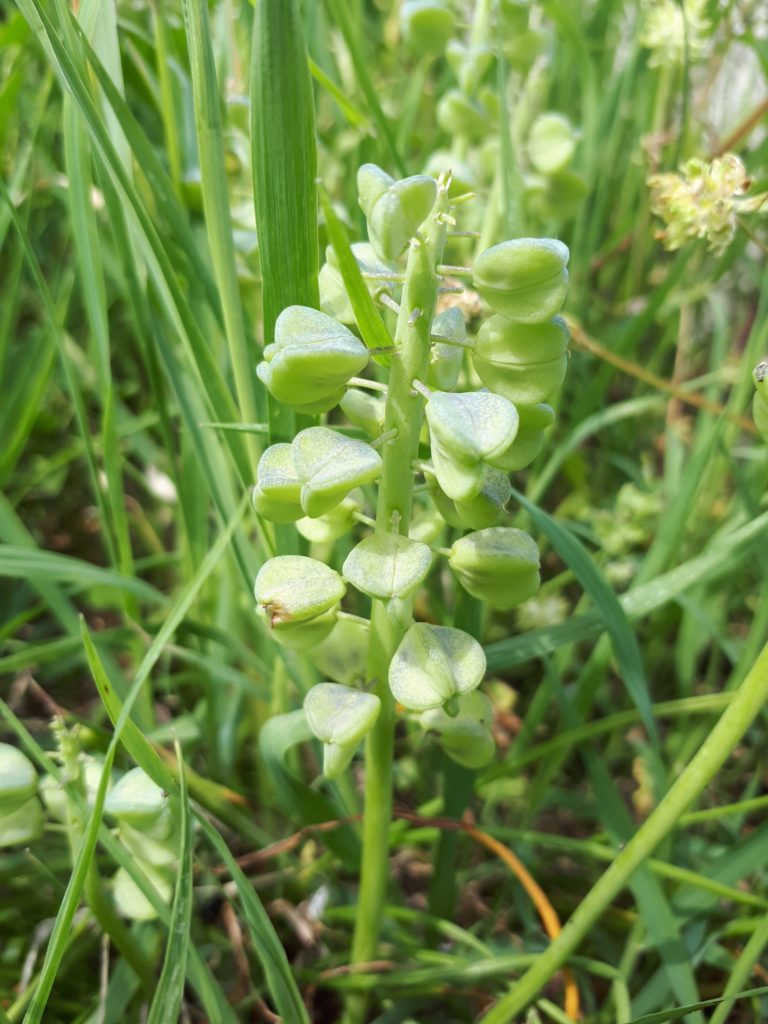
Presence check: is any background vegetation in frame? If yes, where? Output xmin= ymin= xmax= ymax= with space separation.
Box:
xmin=2 ymin=0 xmax=768 ymax=1021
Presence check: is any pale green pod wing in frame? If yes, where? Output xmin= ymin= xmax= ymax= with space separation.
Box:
xmin=0 ymin=798 xmax=43 ymax=848
xmin=272 ymin=304 xmax=361 ymax=353
xmin=251 ymin=483 xmax=304 ymax=524
xmin=105 ymin=767 xmax=168 ymax=831
xmin=473 ymin=316 xmax=569 ymax=404
xmin=343 ymin=534 xmax=433 ymax=600
xmin=449 ymin=527 xmax=540 ymax=609
xmin=313 ymin=618 xmax=370 ymax=687
xmin=489 ymin=403 xmax=555 ymax=471
xmin=420 ymin=691 xmax=496 ymax=769
xmin=389 ymin=623 xmax=486 ymax=711
xmin=256 ymin=443 xmax=301 ymax=503
xmin=364 ymin=171 xmax=438 ymax=261
xmin=292 ymin=427 xmax=383 ymax=518
xmin=0 ymin=741 xmax=38 ymax=815
xmin=454 ymin=466 xmax=513 ymax=529
xmin=426 ymin=391 xmax=519 ymax=463
xmin=296 ymin=490 xmax=363 ymax=544
xmin=304 ymin=683 xmax=381 ymax=779
xmin=528 ymin=112 xmax=577 ymax=174
xmin=254 ymin=555 xmax=346 ymax=626
xmin=339 ymin=388 xmax=386 ymax=438
xmin=357 ymin=163 xmax=396 ymax=219
xmin=473 ymin=238 xmax=569 ymax=322
xmin=401 ymin=0 xmax=456 ymax=54
xmin=260 ymin=606 xmax=339 ymax=651
xmin=113 ymin=863 xmax=173 ymax=922
xmin=426 ymin=390 xmax=518 ymax=503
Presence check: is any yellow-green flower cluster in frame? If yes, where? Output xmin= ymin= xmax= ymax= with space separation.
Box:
xmin=640 ymin=0 xmax=711 ymax=68
xmin=648 ymin=154 xmax=766 ymax=255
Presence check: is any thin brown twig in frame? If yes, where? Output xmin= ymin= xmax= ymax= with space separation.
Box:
xmin=566 ymin=318 xmax=757 ymax=435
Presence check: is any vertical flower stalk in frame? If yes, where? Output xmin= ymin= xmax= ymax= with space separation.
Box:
xmin=349 ymin=183 xmax=451 ymax=981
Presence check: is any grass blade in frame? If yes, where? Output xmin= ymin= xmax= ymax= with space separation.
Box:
xmin=511 ymin=488 xmax=657 ymax=742
xmin=146 ymin=745 xmax=193 ymax=1024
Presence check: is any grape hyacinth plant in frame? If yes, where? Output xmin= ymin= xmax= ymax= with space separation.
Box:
xmin=252 ymin=163 xmax=571 ymax=1017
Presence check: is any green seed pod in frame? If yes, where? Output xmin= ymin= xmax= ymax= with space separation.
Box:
xmin=449 ymin=527 xmax=540 ymax=608
xmin=254 ymin=555 xmax=346 ymax=650
xmin=304 ymin=683 xmax=381 ymax=779
xmin=0 ymin=742 xmax=38 ymax=815
xmin=105 ymin=767 xmax=172 ymax=837
xmin=118 ymin=820 xmax=177 ymax=867
xmin=454 ymin=466 xmax=512 ymax=528
xmin=0 ymin=798 xmax=43 ymax=849
xmin=292 ymin=427 xmax=383 ymax=518
xmin=113 ymin=863 xmax=173 ymax=922
xmin=343 ymin=533 xmax=433 ymax=601
xmin=339 ymin=387 xmax=386 ymax=438
xmin=473 ymin=316 xmax=569 ymax=404
xmin=357 ymin=163 xmax=438 ymax=262
xmin=427 ymin=308 xmax=468 ymax=391
xmin=389 ymin=623 xmax=486 ymax=712
xmin=401 ymin=0 xmax=456 ymax=55
xmin=492 ymin=402 xmax=555 ymax=471
xmin=525 ymin=168 xmax=588 ymax=223
xmin=296 ymin=490 xmax=363 ymax=544
xmin=473 ymin=238 xmax=569 ymax=322
xmin=252 ymin=443 xmax=302 ymax=523
xmin=420 ymin=691 xmax=496 ymax=768
xmin=256 ymin=306 xmax=369 ymax=414
xmin=436 ymin=89 xmax=490 ymax=141
xmin=426 ymin=390 xmax=519 ymax=501
xmin=313 ymin=617 xmax=370 ymax=687
xmin=528 ymin=113 xmax=577 ymax=174
xmin=753 ymin=362 xmax=768 ymax=441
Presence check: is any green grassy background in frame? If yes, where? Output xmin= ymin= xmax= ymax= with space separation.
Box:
xmin=2 ymin=0 xmax=768 ymax=1021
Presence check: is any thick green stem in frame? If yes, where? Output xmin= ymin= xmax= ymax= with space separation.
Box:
xmin=481 ymin=638 xmax=768 ymax=1023
xmin=345 ymin=187 xmax=450 ymax=1022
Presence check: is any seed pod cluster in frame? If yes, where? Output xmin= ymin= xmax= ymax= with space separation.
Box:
xmin=251 ymin=164 xmax=572 ymax=774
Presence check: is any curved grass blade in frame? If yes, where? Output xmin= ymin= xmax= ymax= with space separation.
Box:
xmin=620 ymin=985 xmax=768 ymax=1024
xmin=146 ymin=744 xmax=193 ymax=1024
xmin=510 ymin=488 xmax=656 ymax=742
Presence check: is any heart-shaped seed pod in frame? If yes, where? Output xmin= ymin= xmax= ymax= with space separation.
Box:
xmin=528 ymin=112 xmax=577 ymax=174
xmin=473 ymin=238 xmax=569 ymax=322
xmin=357 ymin=163 xmax=437 ymax=261
xmin=389 ymin=623 xmax=486 ymax=712
xmin=113 ymin=863 xmax=173 ymax=922
xmin=292 ymin=427 xmax=383 ymax=518
xmin=490 ymin=402 xmax=555 ymax=472
xmin=304 ymin=683 xmax=381 ymax=779
xmin=256 ymin=306 xmax=369 ymax=414
xmin=251 ymin=443 xmax=303 ymax=523
xmin=297 ymin=490 xmax=364 ymax=545
xmin=454 ymin=466 xmax=512 ymax=529
xmin=401 ymin=0 xmax=456 ymax=54
xmin=436 ymin=89 xmax=490 ymax=141
xmin=0 ymin=798 xmax=43 ymax=849
xmin=343 ymin=533 xmax=433 ymax=601
xmin=420 ymin=691 xmax=496 ymax=768
xmin=254 ymin=556 xmax=346 ymax=649
xmin=473 ymin=316 xmax=569 ymax=405
xmin=449 ymin=527 xmax=540 ymax=609
xmin=426 ymin=390 xmax=518 ymax=501
xmin=339 ymin=388 xmax=386 ymax=438
xmin=753 ymin=362 xmax=768 ymax=441
xmin=0 ymin=742 xmax=38 ymax=815
xmin=105 ymin=767 xmax=172 ymax=838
